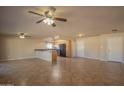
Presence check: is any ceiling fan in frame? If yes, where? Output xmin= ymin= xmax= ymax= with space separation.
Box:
xmin=28 ymin=7 xmax=67 ymax=27
xmin=16 ymin=33 xmax=31 ymax=39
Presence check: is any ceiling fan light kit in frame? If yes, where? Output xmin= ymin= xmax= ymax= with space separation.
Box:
xmin=18 ymin=33 xmax=25 ymax=39
xmin=43 ymin=18 xmax=54 ymax=25
xmin=16 ymin=32 xmax=31 ymax=39
xmin=19 ymin=35 xmax=25 ymax=39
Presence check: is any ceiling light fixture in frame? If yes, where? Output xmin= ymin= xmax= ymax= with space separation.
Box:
xmin=18 ymin=33 xmax=25 ymax=39
xmin=43 ymin=18 xmax=54 ymax=25
xmin=19 ymin=35 xmax=25 ymax=39
xmin=77 ymin=34 xmax=85 ymax=38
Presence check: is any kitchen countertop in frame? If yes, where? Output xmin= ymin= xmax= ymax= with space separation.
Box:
xmin=34 ymin=49 xmax=57 ymax=51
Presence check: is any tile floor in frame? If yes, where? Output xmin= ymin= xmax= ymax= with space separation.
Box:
xmin=0 ymin=57 xmax=124 ymax=85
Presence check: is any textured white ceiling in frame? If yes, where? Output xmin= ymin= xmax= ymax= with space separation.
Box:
xmin=0 ymin=6 xmax=124 ymax=39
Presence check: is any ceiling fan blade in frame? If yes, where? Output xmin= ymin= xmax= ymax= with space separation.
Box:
xmin=28 ymin=11 xmax=43 ymax=16
xmin=52 ymin=23 xmax=56 ymax=27
xmin=54 ymin=17 xmax=67 ymax=22
xmin=36 ymin=19 xmax=44 ymax=24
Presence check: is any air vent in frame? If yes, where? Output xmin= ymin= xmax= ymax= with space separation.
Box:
xmin=112 ymin=29 xmax=118 ymax=33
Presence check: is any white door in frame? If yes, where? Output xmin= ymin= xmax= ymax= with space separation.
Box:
xmin=76 ymin=39 xmax=85 ymax=57
xmin=107 ymin=36 xmax=123 ymax=62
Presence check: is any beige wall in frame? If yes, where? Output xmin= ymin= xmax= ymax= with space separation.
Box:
xmin=71 ymin=39 xmax=76 ymax=57
xmin=83 ymin=36 xmax=101 ymax=59
xmin=76 ymin=36 xmax=101 ymax=59
xmin=100 ymin=33 xmax=124 ymax=61
xmin=75 ymin=32 xmax=124 ymax=62
xmin=0 ymin=36 xmax=44 ymax=61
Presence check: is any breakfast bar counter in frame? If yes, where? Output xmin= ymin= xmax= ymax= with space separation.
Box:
xmin=34 ymin=49 xmax=57 ymax=62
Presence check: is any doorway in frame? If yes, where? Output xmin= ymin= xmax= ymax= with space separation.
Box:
xmin=59 ymin=44 xmax=66 ymax=57
xmin=107 ymin=36 xmax=123 ymax=62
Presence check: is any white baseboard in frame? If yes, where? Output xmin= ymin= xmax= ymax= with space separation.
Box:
xmin=80 ymin=56 xmax=100 ymax=60
xmin=99 ymin=58 xmax=108 ymax=62
xmin=106 ymin=60 xmax=124 ymax=63
xmin=1 ymin=56 xmax=124 ymax=63
xmin=75 ymin=56 xmax=124 ymax=63
xmin=0 ymin=56 xmax=35 ymax=62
